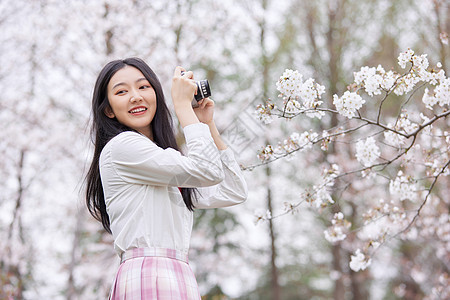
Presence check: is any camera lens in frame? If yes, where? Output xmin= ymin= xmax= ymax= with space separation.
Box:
xmin=194 ymin=80 xmax=211 ymax=101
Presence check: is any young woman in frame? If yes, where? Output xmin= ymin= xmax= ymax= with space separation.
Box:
xmin=85 ymin=57 xmax=247 ymax=300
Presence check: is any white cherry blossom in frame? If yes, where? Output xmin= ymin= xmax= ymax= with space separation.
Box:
xmin=422 ymin=88 xmax=439 ymax=109
xmin=355 ymin=137 xmax=380 ymax=167
xmin=276 ymin=69 xmax=303 ymax=99
xmin=324 ymin=212 xmax=351 ymax=244
xmin=354 ymin=66 xmax=376 ymax=85
xmin=398 ymin=48 xmax=415 ymax=69
xmin=333 ymin=91 xmax=365 ymax=118
xmin=349 ymin=249 xmax=372 ymax=272
xmin=364 ymin=74 xmax=383 ymax=96
xmin=381 ymin=70 xmax=399 ymax=90
xmin=435 ymin=77 xmax=450 ymax=106
xmin=389 ymin=171 xmax=417 ymax=201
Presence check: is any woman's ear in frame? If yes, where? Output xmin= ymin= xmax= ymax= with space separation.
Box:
xmin=104 ymin=105 xmax=115 ymax=118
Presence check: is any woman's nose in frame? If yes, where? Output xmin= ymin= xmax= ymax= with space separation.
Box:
xmin=130 ymin=90 xmax=143 ymax=102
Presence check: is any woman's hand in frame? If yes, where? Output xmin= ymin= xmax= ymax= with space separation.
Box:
xmin=171 ymin=67 xmax=200 ymax=127
xmin=195 ymin=98 xmax=227 ymax=150
xmin=193 ymin=98 xmax=215 ymax=125
xmin=171 ymin=66 xmax=197 ymax=109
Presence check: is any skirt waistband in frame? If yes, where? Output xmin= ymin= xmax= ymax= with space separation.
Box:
xmin=120 ymin=247 xmax=189 ymax=264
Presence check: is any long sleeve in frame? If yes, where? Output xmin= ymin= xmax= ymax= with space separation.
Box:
xmin=107 ymin=123 xmax=224 ymax=188
xmin=194 ymin=147 xmax=248 ymax=209
xmin=99 ymin=123 xmax=247 ymax=256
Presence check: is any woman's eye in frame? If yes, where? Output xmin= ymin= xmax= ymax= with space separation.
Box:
xmin=116 ymin=90 xmax=126 ymax=95
xmin=140 ymin=85 xmax=150 ymax=89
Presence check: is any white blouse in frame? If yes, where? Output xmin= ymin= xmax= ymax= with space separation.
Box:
xmin=99 ymin=123 xmax=248 ymax=257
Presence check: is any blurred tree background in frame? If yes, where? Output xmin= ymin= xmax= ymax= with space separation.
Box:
xmin=0 ymin=0 xmax=447 ymax=299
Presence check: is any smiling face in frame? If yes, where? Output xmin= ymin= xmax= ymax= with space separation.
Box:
xmin=106 ymin=65 xmax=157 ymax=139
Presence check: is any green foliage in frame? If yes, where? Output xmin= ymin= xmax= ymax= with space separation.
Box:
xmin=240 ymin=263 xmax=332 ymax=300
xmin=194 ymin=208 xmax=240 ymax=252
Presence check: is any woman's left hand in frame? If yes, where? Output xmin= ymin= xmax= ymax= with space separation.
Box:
xmin=193 ymin=98 xmax=214 ymax=124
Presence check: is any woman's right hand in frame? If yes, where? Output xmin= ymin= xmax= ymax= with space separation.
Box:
xmin=171 ymin=66 xmax=200 ymax=128
xmin=171 ymin=66 xmax=197 ymax=110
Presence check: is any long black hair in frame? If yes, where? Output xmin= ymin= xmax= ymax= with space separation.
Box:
xmin=85 ymin=57 xmax=196 ymax=233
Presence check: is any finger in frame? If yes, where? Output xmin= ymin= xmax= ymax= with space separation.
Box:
xmin=173 ymin=66 xmax=186 ymax=77
xmin=182 ymin=71 xmax=194 ymax=79
xmin=201 ymin=98 xmax=209 ymax=109
xmin=203 ymin=98 xmax=214 ymax=107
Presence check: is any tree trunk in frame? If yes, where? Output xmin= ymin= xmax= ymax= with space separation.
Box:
xmin=326 ymin=2 xmax=345 ymax=299
xmin=66 ymin=209 xmax=83 ymax=300
xmin=433 ymin=0 xmax=449 ymax=73
xmin=260 ymin=0 xmax=281 ymax=298
xmin=104 ymin=3 xmax=113 ymax=56
xmin=4 ymin=149 xmax=26 ymax=300
xmin=266 ymin=165 xmax=281 ymax=300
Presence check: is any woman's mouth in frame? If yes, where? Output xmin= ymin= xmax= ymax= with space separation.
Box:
xmin=129 ymin=106 xmax=148 ymax=115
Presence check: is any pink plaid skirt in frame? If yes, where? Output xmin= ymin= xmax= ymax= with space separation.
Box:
xmin=109 ymin=248 xmax=201 ymax=300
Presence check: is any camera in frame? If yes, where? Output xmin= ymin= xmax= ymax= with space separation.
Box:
xmin=181 ymin=71 xmax=211 ymax=107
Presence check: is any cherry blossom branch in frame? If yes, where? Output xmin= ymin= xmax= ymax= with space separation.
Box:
xmin=273 ymin=105 xmax=413 ymax=138
xmin=251 ymin=49 xmax=450 ymax=274
xmin=366 ymin=158 xmax=449 ymax=258
xmin=242 ymin=122 xmax=368 ymax=170
xmin=399 ymin=158 xmax=450 ymax=234
xmin=376 ymin=87 xmax=392 ymax=124
xmin=248 ymin=107 xmax=448 ymax=173
xmin=378 ymin=64 xmax=414 ymax=120
xmin=394 ymin=82 xmax=427 ymax=126
xmin=267 ymin=179 xmax=352 ymax=220
xmin=407 ymin=110 xmax=450 ymax=138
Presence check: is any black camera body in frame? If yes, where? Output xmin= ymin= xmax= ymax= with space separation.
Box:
xmin=181 ymin=71 xmax=211 ymax=107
